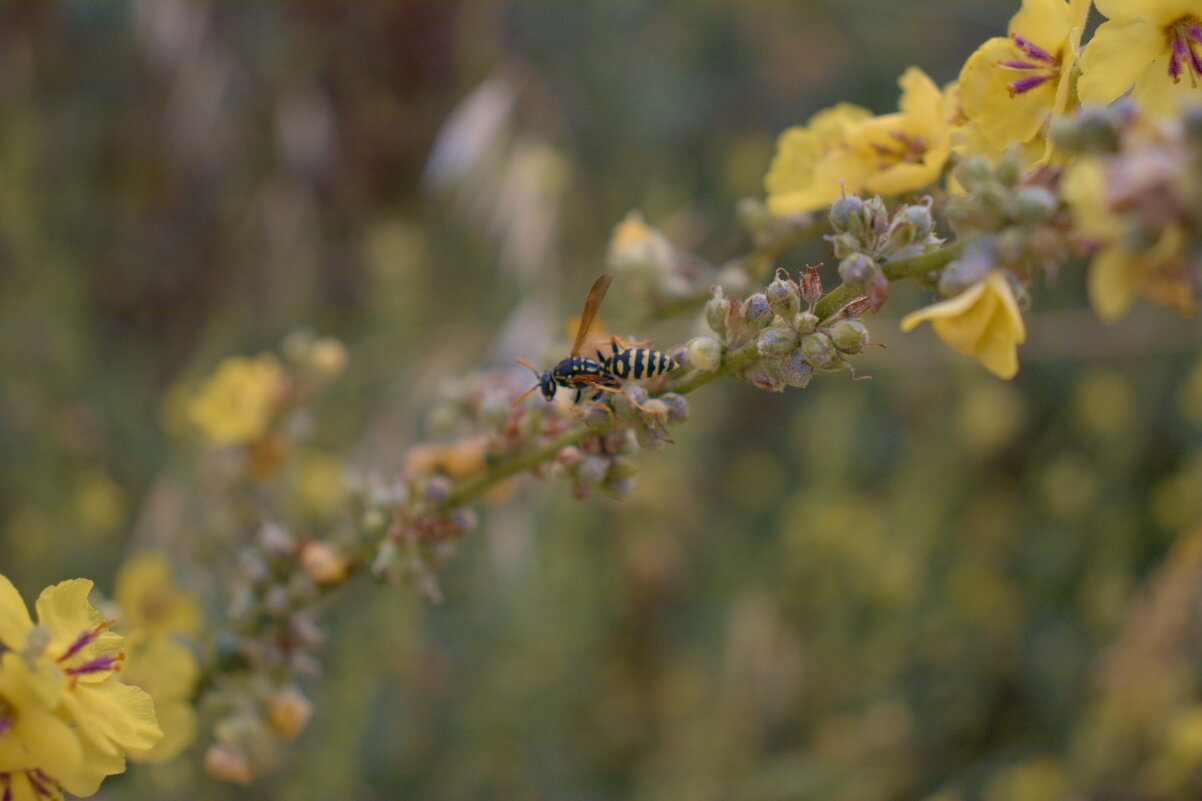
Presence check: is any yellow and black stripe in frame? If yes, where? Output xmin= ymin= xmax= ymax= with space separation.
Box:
xmin=603 ymin=347 xmax=678 ymax=380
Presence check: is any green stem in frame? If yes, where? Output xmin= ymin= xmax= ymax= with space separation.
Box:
xmin=813 ymin=240 xmax=965 ymax=320
xmin=442 ymin=339 xmax=762 ymax=510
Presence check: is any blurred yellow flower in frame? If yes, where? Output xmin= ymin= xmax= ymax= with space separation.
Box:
xmin=73 ymin=470 xmax=126 ymax=536
xmin=844 ymin=67 xmax=953 ymax=197
xmin=765 ymin=103 xmax=872 ymax=214
xmin=1078 ymin=0 xmax=1202 ymax=115
xmin=901 ymin=271 xmax=1027 ymax=379
xmin=958 ymin=0 xmax=1087 ymax=160
xmin=120 ymin=636 xmax=198 ymax=764
xmin=186 ymin=354 xmax=285 ymax=446
xmin=114 ymin=551 xmax=201 ymax=639
xmin=0 ymin=652 xmax=79 ymax=782
xmin=0 ymin=574 xmax=163 ymax=797
xmin=1062 ymin=158 xmax=1197 ymax=322
xmin=296 ymin=451 xmax=348 ymax=520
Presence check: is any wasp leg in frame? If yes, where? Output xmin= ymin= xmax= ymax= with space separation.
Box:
xmin=574 ymin=388 xmax=583 ymax=403
xmin=610 ymin=334 xmax=651 ymax=351
xmin=590 ymin=384 xmax=664 ymax=416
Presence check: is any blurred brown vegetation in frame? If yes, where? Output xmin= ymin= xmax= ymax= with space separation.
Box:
xmin=3 ymin=1 xmax=1202 ymax=799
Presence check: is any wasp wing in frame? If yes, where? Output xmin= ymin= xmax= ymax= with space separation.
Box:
xmin=570 ymin=274 xmax=612 ymax=357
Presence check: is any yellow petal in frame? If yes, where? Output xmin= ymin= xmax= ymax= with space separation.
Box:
xmin=987 ymin=270 xmax=1027 ymax=345
xmin=34 ymin=580 xmax=122 ymax=667
xmin=1010 ymin=0 xmax=1073 ymax=50
xmin=900 ymin=278 xmax=990 ymax=333
xmin=960 ymin=38 xmax=1055 ymax=149
xmin=1077 ymin=19 xmax=1164 ymax=105
xmin=1131 ymin=58 xmax=1202 ymax=117
xmin=931 ymin=290 xmax=1000 ymax=355
xmin=60 ymin=678 xmax=162 ymax=756
xmin=58 ymin=735 xmax=126 ymax=798
xmin=1088 ymin=245 xmax=1140 ymax=322
xmin=0 ymin=574 xmax=33 ymax=650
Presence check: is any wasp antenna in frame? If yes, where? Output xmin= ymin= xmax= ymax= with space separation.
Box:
xmin=514 ymin=356 xmax=542 ymax=376
xmin=511 ymin=386 xmax=539 ymax=407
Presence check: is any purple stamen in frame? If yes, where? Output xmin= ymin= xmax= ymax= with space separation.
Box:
xmin=999 ymin=60 xmax=1040 ymax=69
xmin=1187 ymin=24 xmax=1202 ymax=43
xmin=1012 ymin=34 xmax=1055 ymax=64
xmin=1008 ymin=74 xmax=1053 ymax=95
xmin=56 ymin=622 xmax=105 ymax=664
xmin=65 ymin=653 xmax=123 ymax=677
xmin=26 ymin=773 xmax=50 ymax=799
xmin=1 ymin=774 xmax=10 ymax=801
xmin=0 ymin=717 xmax=11 ymax=738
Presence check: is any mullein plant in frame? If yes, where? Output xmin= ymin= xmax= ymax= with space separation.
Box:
xmin=4 ymin=0 xmax=1202 ymax=795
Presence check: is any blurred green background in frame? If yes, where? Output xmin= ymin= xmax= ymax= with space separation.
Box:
xmin=4 ymin=2 xmax=1202 ymax=799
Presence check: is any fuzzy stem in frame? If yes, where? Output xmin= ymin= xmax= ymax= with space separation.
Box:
xmin=442 ymin=339 xmax=763 ymax=510
xmin=814 ymin=240 xmax=966 ymax=320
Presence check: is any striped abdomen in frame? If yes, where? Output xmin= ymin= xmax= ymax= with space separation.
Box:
xmin=604 ymin=347 xmax=678 ymax=380
xmin=551 ymin=356 xmax=611 ymax=388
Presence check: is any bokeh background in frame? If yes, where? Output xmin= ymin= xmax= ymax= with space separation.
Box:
xmin=3 ymin=1 xmax=1202 ymax=799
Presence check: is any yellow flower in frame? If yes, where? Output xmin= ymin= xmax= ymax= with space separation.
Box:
xmin=0 ymin=574 xmax=163 ymax=796
xmin=1062 ymin=157 xmax=1198 ymax=321
xmin=765 ymin=69 xmax=952 ymax=213
xmin=901 ymin=271 xmax=1027 ymax=379
xmin=843 ymin=67 xmax=953 ymax=197
xmin=765 ymin=103 xmax=873 ymax=214
xmin=958 ymin=0 xmax=1089 ymax=160
xmin=114 ymin=552 xmax=202 ymax=639
xmin=186 ymin=354 xmax=285 ymax=446
xmin=1078 ymin=0 xmax=1202 ymax=115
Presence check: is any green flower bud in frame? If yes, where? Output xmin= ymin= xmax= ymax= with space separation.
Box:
xmin=780 ymin=352 xmax=814 ymax=388
xmin=705 ymin=288 xmax=729 ymax=336
xmin=889 ymin=204 xmax=935 ymax=247
xmin=938 ymin=238 xmax=994 ymax=297
xmin=766 ymin=274 xmax=802 ymax=318
xmin=639 ymin=398 xmax=670 ymax=422
xmin=800 ymin=332 xmax=837 ymax=368
xmin=829 ymin=194 xmax=864 ymax=232
xmin=577 ymin=456 xmax=608 ymax=486
xmin=829 ymin=231 xmax=862 ymax=260
xmin=829 ymin=319 xmax=870 ymax=354
xmin=741 ymin=293 xmax=772 ymax=332
xmin=958 ymin=155 xmax=993 ymax=192
xmin=686 ymin=337 xmax=723 ymax=372
xmin=1049 ymin=115 xmax=1082 ymax=152
xmin=838 ymin=253 xmax=877 ymax=285
xmin=794 ymin=311 xmax=819 ymax=333
xmin=993 ymin=227 xmax=1026 ymax=264
xmin=603 ymin=478 xmax=637 ymax=499
xmin=557 ymin=446 xmax=583 ymax=469
xmin=742 ymin=361 xmax=786 ymax=392
xmin=606 ymin=456 xmax=640 ymax=482
xmin=1013 ymin=185 xmax=1058 ymax=225
xmin=736 ymin=196 xmax=771 ymax=234
xmin=996 ymin=149 xmax=1023 ymax=187
xmin=1076 ymin=106 xmax=1120 ymax=152
xmin=449 ymin=507 xmax=478 ymax=533
xmin=756 ymin=326 xmax=799 ymax=357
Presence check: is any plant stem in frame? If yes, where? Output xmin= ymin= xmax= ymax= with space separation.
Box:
xmin=814 ymin=240 xmax=966 ymax=320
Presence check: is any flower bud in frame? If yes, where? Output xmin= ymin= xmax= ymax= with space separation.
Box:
xmin=606 ymin=457 xmax=640 ymax=482
xmin=838 ymin=253 xmax=877 ymax=285
xmin=686 ymin=337 xmax=723 ymax=372
xmin=705 ymin=288 xmax=728 ymax=336
xmin=756 ymin=326 xmax=799 ymax=357
xmin=449 ymin=507 xmax=478 ymax=533
xmin=1076 ymin=106 xmax=1120 ymax=152
xmin=577 ymin=456 xmax=609 ymax=486
xmin=639 ymin=398 xmax=669 ymax=423
xmin=604 ymin=478 xmax=637 ymax=498
xmin=742 ymin=361 xmax=786 ymax=392
xmin=258 ymin=521 xmax=294 ymax=558
xmin=299 ymin=541 xmax=351 ymax=584
xmin=958 ymin=155 xmax=993 ymax=191
xmin=889 ymin=204 xmax=935 ymax=248
xmin=266 ymin=685 xmax=314 ymax=741
xmin=938 ymin=239 xmax=994 ymax=297
xmin=557 ymin=446 xmax=583 ymax=469
xmin=1013 ymin=185 xmax=1058 ymax=225
xmin=659 ymin=392 xmax=689 ymax=424
xmin=829 ymin=231 xmax=862 ymax=260
xmin=206 ymin=743 xmax=255 ymax=785
xmin=995 ymin=149 xmax=1023 ymax=187
xmin=793 ymin=311 xmax=819 ymax=334
xmin=282 ymin=328 xmax=316 ymax=364
xmin=780 ymin=352 xmax=814 ymax=388
xmin=828 ymin=319 xmax=870 ymax=354
xmin=1049 ymin=115 xmax=1082 ymax=152
xmin=310 ymin=337 xmax=347 ymax=378
xmin=736 ymin=196 xmax=771 ymax=234
xmin=829 ymin=194 xmax=864 ymax=232
xmin=800 ymin=332 xmax=837 ymax=368
xmin=766 ymin=274 xmax=801 ymax=318
xmin=741 ymin=293 xmax=772 ymax=332
xmin=424 ymin=475 xmax=452 ymax=505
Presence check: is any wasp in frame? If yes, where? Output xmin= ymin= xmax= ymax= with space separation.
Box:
xmin=513 ymin=274 xmax=678 ymax=410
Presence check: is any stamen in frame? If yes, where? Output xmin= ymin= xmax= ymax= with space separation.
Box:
xmin=1 ymin=773 xmax=10 ymax=801
xmin=1008 ymin=74 xmax=1053 ymax=96
xmin=26 ymin=772 xmax=51 ymax=799
xmin=999 ymin=60 xmax=1041 ymax=70
xmin=0 ymin=716 xmax=11 ymax=738
xmin=65 ymin=652 xmax=124 ymax=678
xmin=55 ymin=621 xmax=112 ymax=664
xmin=1012 ymin=34 xmax=1055 ymax=64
